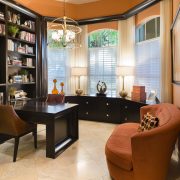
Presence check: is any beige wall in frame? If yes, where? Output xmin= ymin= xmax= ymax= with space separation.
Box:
xmin=88 ymin=22 xmax=118 ymax=33
xmin=173 ymin=0 xmax=180 ymax=107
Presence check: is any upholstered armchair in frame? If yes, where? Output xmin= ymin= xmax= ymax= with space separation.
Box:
xmin=0 ymin=105 xmax=37 ymax=162
xmin=46 ymin=94 xmax=65 ymax=103
xmin=105 ymin=103 xmax=180 ymax=180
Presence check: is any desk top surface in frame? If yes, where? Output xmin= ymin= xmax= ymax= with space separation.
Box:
xmin=14 ymin=100 xmax=78 ymax=115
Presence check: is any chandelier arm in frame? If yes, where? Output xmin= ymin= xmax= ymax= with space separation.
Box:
xmin=64 ymin=0 xmax=65 ymax=17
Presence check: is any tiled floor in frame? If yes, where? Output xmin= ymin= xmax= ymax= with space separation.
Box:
xmin=0 ymin=120 xmax=180 ymax=180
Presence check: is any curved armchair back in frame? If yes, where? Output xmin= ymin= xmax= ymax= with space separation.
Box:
xmin=0 ymin=105 xmax=29 ymax=136
xmin=131 ymin=103 xmax=180 ymax=180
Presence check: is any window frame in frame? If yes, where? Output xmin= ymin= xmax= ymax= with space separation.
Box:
xmin=88 ymin=29 xmax=118 ymax=96
xmin=136 ymin=16 xmax=160 ymax=43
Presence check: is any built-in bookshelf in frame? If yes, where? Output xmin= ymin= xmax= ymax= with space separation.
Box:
xmin=0 ymin=0 xmax=38 ymax=104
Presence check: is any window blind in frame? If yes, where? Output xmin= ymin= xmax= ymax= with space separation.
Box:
xmin=88 ymin=46 xmax=117 ymax=96
xmin=47 ymin=48 xmax=69 ymax=93
xmin=135 ymin=38 xmax=161 ymax=99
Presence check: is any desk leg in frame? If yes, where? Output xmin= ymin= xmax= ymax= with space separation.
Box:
xmin=45 ymin=107 xmax=79 ymax=159
xmin=46 ymin=122 xmax=55 ymax=158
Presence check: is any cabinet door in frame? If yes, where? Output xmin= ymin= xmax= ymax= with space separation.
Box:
xmin=121 ymin=100 xmax=146 ymax=123
xmin=65 ymin=96 xmax=78 ymax=104
xmin=78 ymin=96 xmax=100 ymax=120
xmin=104 ymin=98 xmax=122 ymax=124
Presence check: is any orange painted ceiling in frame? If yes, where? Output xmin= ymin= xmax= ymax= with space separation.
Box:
xmin=14 ymin=0 xmax=145 ymax=20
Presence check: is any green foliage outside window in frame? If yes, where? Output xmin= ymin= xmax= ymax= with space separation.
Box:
xmin=88 ymin=29 xmax=118 ymax=48
xmin=47 ymin=30 xmax=64 ymax=48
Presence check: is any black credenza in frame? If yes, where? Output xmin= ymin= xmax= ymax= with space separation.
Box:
xmin=65 ymin=95 xmax=146 ymax=124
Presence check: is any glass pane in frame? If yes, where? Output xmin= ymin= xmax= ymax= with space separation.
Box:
xmin=135 ymin=38 xmax=161 ymax=99
xmin=139 ymin=24 xmax=145 ymax=42
xmin=88 ymin=29 xmax=118 ymax=48
xmin=146 ymin=19 xmax=156 ymax=40
xmin=157 ymin=17 xmax=160 ymax=37
xmin=47 ymin=28 xmax=69 ymax=94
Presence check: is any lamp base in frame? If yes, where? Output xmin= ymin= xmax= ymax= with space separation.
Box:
xmin=75 ymin=89 xmax=83 ymax=96
xmin=119 ymin=90 xmax=128 ymax=98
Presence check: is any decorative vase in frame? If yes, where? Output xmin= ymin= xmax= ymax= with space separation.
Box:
xmin=75 ymin=89 xmax=83 ymax=96
xmin=59 ymin=82 xmax=65 ymax=95
xmin=119 ymin=90 xmax=128 ymax=98
xmin=52 ymin=79 xmax=58 ymax=94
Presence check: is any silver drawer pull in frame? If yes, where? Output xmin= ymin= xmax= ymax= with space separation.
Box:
xmin=106 ymin=114 xmax=109 ymax=117
xmin=106 ymin=103 xmax=109 ymax=106
xmin=125 ymin=106 xmax=128 ymax=109
xmin=86 ymin=102 xmax=89 ymax=104
xmin=124 ymin=117 xmax=128 ymax=121
xmin=86 ymin=112 xmax=89 ymax=115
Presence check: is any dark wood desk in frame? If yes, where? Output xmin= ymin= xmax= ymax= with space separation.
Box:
xmin=14 ymin=100 xmax=79 ymax=159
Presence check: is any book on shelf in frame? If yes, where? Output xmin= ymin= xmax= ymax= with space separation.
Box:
xmin=0 ymin=92 xmax=3 ymax=104
xmin=0 ymin=24 xmax=5 ymax=35
xmin=8 ymin=39 xmax=15 ymax=51
xmin=23 ymin=58 xmax=33 ymax=67
xmin=0 ymin=12 xmax=4 ymax=20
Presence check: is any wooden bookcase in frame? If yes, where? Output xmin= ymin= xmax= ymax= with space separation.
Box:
xmin=0 ymin=0 xmax=39 ymax=104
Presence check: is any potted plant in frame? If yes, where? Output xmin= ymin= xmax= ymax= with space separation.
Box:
xmin=19 ymin=69 xmax=29 ymax=83
xmin=8 ymin=25 xmax=19 ymax=37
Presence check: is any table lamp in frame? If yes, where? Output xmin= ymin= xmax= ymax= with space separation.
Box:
xmin=71 ymin=67 xmax=87 ymax=96
xmin=116 ymin=66 xmax=134 ymax=98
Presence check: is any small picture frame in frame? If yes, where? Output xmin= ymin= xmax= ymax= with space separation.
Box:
xmin=147 ymin=90 xmax=160 ymax=104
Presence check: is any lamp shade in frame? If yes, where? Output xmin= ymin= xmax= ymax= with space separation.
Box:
xmin=71 ymin=67 xmax=87 ymax=76
xmin=116 ymin=66 xmax=134 ymax=76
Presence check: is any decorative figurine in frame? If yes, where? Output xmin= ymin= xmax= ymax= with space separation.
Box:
xmin=52 ymin=79 xmax=58 ymax=94
xmin=96 ymin=81 xmax=107 ymax=96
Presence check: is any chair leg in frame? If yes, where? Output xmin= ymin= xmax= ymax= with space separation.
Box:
xmin=33 ymin=126 xmax=37 ymax=149
xmin=13 ymin=137 xmax=19 ymax=162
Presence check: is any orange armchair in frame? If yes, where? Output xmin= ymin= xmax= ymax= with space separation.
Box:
xmin=105 ymin=103 xmax=180 ymax=180
xmin=0 ymin=105 xmax=37 ymax=162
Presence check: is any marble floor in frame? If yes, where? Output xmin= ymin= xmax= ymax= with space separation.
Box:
xmin=0 ymin=120 xmax=180 ymax=180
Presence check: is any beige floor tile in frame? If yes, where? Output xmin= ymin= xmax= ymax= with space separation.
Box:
xmin=0 ymin=120 xmax=180 ymax=180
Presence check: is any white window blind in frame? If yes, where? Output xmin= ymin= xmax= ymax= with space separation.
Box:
xmin=89 ymin=47 xmax=117 ymax=96
xmin=135 ymin=38 xmax=161 ymax=98
xmin=47 ymin=48 xmax=69 ymax=94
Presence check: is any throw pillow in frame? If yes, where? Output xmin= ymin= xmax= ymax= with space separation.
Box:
xmin=138 ymin=112 xmax=159 ymax=132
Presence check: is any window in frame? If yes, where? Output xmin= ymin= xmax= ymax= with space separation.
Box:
xmin=135 ymin=17 xmax=161 ymax=99
xmin=136 ymin=17 xmax=160 ymax=43
xmin=88 ymin=29 xmax=118 ymax=96
xmin=47 ymin=29 xmax=70 ymax=94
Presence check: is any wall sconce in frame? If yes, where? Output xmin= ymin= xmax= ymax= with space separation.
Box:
xmin=116 ymin=66 xmax=134 ymax=98
xmin=71 ymin=67 xmax=87 ymax=96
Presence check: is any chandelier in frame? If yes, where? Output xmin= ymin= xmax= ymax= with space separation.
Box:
xmin=48 ymin=0 xmax=82 ymax=48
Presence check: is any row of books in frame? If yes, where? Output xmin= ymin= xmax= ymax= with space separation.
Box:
xmin=8 ymin=57 xmax=33 ymax=67
xmin=19 ymin=31 xmax=35 ymax=43
xmin=0 ymin=23 xmax=5 ymax=35
xmin=8 ymin=39 xmax=34 ymax=55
